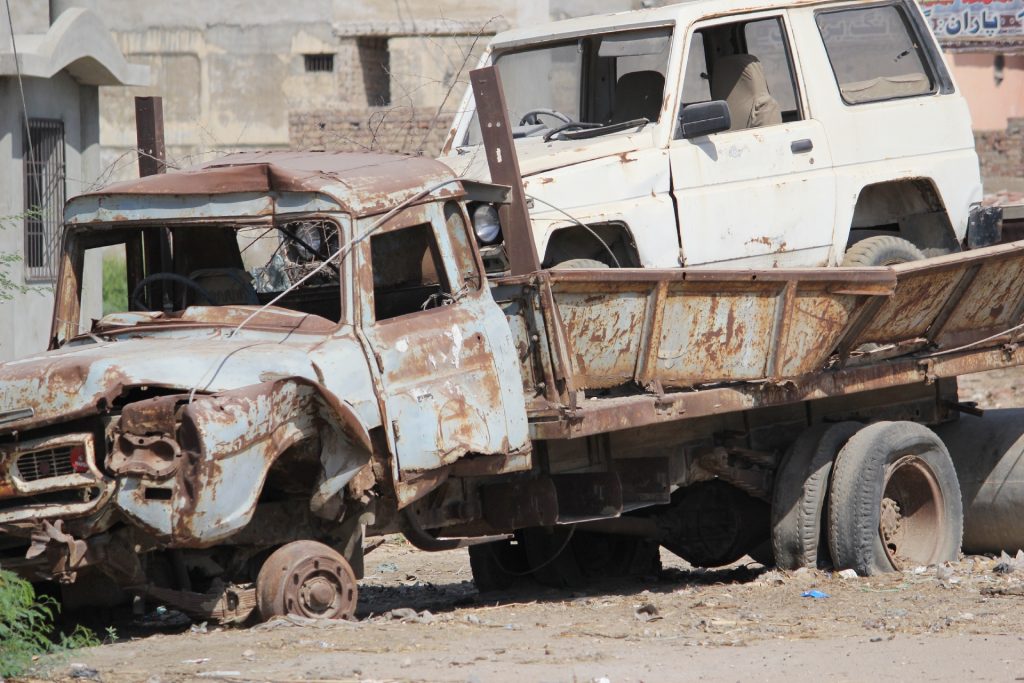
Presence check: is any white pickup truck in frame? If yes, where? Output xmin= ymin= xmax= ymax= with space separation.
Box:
xmin=443 ymin=0 xmax=1000 ymax=270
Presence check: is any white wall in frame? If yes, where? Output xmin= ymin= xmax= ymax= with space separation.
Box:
xmin=0 ymin=73 xmax=102 ymax=361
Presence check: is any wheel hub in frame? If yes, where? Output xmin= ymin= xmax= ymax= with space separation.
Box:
xmin=300 ymin=576 xmax=340 ymax=614
xmin=879 ymin=455 xmax=945 ymax=570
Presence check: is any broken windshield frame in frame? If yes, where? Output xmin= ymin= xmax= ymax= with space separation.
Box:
xmin=460 ymin=26 xmax=674 ymax=147
xmin=52 ymin=215 xmax=349 ymax=345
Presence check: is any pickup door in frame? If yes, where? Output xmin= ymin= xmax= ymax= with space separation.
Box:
xmin=357 ymin=202 xmax=530 ymax=478
xmin=669 ymin=12 xmax=836 ymax=267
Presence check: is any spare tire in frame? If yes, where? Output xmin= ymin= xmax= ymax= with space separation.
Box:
xmin=841 ymin=236 xmax=925 ymax=267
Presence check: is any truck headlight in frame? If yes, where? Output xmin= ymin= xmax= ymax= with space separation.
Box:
xmin=471 ymin=204 xmax=502 ymax=245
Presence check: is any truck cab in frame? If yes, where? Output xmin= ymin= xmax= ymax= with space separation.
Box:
xmin=0 ymin=152 xmax=529 ymax=606
xmin=442 ymin=0 xmax=988 ymax=270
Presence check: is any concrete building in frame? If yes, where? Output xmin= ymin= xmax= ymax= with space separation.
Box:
xmin=1 ymin=1 xmax=146 ymax=360
xmin=85 ymin=0 xmax=647 ymax=179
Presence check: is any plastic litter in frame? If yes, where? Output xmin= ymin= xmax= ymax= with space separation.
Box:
xmin=801 ymin=589 xmax=830 ymax=598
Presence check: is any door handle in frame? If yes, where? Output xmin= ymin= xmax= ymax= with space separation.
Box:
xmin=791 ymin=138 xmax=813 ymax=154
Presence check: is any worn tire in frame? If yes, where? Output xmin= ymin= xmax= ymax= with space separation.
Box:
xmin=828 ymin=421 xmax=963 ymax=575
xmin=550 ymin=258 xmax=609 ymax=270
xmin=841 ymin=236 xmax=925 ymax=266
xmin=519 ymin=527 xmax=660 ymax=588
xmin=771 ymin=422 xmax=862 ymax=569
xmin=468 ymin=538 xmax=530 ymax=593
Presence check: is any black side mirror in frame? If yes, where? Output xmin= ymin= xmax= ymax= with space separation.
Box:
xmin=679 ymin=100 xmax=731 ymax=139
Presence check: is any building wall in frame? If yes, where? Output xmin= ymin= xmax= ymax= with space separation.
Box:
xmin=0 ymin=73 xmax=103 ymax=361
xmin=90 ymin=0 xmax=650 ymax=180
xmin=947 ymin=53 xmax=1024 ymax=131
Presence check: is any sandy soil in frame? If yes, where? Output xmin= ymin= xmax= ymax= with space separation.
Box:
xmin=28 ymin=368 xmax=1024 ymax=683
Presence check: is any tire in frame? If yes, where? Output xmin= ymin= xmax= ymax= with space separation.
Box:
xmin=256 ymin=540 xmax=358 ymax=621
xmin=550 ymin=258 xmax=609 ymax=270
xmin=519 ymin=527 xmax=660 ymax=588
xmin=468 ymin=538 xmax=530 ymax=593
xmin=841 ymin=236 xmax=925 ymax=267
xmin=771 ymin=422 xmax=862 ymax=570
xmin=827 ymin=421 xmax=963 ymax=575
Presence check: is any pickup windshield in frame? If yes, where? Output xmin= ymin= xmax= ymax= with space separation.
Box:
xmin=64 ymin=218 xmax=345 ymax=339
xmin=463 ymin=27 xmax=672 ymax=146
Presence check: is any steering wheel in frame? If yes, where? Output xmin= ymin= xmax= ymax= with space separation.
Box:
xmin=518 ymin=109 xmax=573 ymax=127
xmin=131 ymin=272 xmax=216 ymax=312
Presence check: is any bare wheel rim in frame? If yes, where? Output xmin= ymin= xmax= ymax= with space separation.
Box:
xmin=278 ymin=555 xmax=357 ymax=619
xmin=879 ymin=454 xmax=945 ymax=570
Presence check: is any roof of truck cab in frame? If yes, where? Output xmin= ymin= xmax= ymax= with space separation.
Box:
xmin=73 ymin=151 xmax=463 ymax=219
xmin=488 ymin=0 xmax=856 ymax=49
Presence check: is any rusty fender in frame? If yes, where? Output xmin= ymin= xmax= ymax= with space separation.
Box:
xmin=114 ymin=378 xmax=372 ymax=548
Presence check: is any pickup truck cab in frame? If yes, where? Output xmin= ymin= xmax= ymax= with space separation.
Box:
xmin=443 ymin=0 xmax=992 ymax=270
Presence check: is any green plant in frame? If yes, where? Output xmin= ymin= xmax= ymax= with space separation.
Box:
xmin=102 ymin=253 xmax=128 ymax=315
xmin=0 ymin=569 xmax=99 ymax=678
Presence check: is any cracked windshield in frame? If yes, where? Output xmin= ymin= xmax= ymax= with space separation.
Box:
xmin=88 ymin=220 xmax=343 ymax=329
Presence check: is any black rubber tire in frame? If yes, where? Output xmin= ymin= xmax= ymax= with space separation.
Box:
xmin=468 ymin=538 xmax=530 ymax=593
xmin=550 ymin=258 xmax=609 ymax=270
xmin=841 ymin=236 xmax=925 ymax=266
xmin=827 ymin=421 xmax=963 ymax=575
xmin=519 ymin=527 xmax=660 ymax=588
xmin=771 ymin=422 xmax=862 ymax=570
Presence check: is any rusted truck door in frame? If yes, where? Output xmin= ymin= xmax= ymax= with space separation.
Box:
xmin=357 ymin=202 xmax=530 ymax=478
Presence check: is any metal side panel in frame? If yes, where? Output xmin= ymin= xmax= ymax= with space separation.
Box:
xmin=540 ymin=268 xmax=895 ymax=388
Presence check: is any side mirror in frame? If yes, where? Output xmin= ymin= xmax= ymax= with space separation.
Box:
xmin=679 ymin=100 xmax=731 ymax=139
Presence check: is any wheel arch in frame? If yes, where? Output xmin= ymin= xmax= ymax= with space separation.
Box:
xmin=115 ymin=377 xmax=374 ymax=547
xmin=540 ymin=220 xmax=642 ymax=268
xmin=844 ymin=178 xmax=961 ymax=258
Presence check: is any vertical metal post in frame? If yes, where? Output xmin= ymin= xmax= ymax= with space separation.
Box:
xmin=134 ymin=96 xmax=171 ymax=311
xmin=469 ymin=66 xmax=541 ymax=276
xmin=135 ymin=96 xmax=166 ymax=177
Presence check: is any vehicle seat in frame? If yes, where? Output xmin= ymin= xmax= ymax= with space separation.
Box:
xmin=610 ymin=70 xmax=665 ymax=123
xmin=709 ymin=54 xmax=782 ymax=131
xmin=188 ymin=268 xmax=260 ymax=306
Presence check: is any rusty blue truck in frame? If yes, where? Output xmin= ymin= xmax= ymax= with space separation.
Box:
xmin=3 ymin=147 xmax=1024 ymax=622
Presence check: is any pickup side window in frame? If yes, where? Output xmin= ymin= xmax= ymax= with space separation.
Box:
xmin=370 ymin=223 xmax=452 ymax=322
xmin=743 ymin=19 xmax=798 ymax=113
xmin=678 ymin=16 xmax=801 ymax=135
xmin=815 ymin=4 xmax=935 ymax=105
xmin=681 ymin=33 xmax=711 ymax=105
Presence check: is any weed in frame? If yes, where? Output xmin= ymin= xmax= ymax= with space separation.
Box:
xmin=0 ymin=569 xmax=99 ymax=678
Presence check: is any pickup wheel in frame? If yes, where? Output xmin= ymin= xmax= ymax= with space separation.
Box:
xmin=550 ymin=258 xmax=609 ymax=270
xmin=256 ymin=540 xmax=358 ymax=621
xmin=841 ymin=236 xmax=925 ymax=266
xmin=771 ymin=422 xmax=862 ymax=570
xmin=827 ymin=422 xmax=963 ymax=575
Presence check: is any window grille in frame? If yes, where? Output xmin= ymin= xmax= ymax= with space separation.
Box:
xmin=304 ymin=53 xmax=335 ymax=73
xmin=23 ymin=119 xmax=65 ymax=282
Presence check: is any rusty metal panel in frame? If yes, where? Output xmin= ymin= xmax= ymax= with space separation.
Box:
xmin=853 ymin=241 xmax=1024 ymax=349
xmin=927 ymin=254 xmax=1024 ymax=348
xmin=853 ymin=268 xmax=960 ymax=344
xmin=542 ymin=270 xmax=889 ymax=388
xmin=549 ymin=283 xmax=651 ymax=388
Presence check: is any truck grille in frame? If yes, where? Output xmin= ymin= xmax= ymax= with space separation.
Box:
xmin=15 ymin=447 xmax=75 ymax=481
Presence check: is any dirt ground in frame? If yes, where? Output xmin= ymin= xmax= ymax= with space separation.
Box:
xmin=32 ymin=368 xmax=1024 ymax=683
